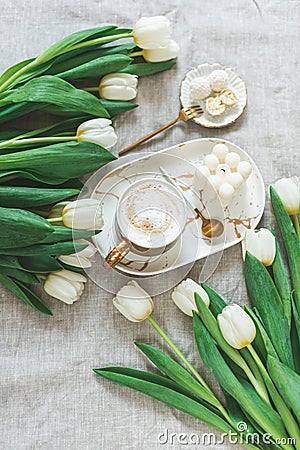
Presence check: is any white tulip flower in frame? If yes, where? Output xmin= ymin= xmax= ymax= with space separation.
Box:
xmin=172 ymin=278 xmax=210 ymax=317
xmin=44 ymin=269 xmax=87 ymax=304
xmin=242 ymin=228 xmax=276 ymax=267
xmin=133 ymin=16 xmax=171 ymax=49
xmin=99 ymin=73 xmax=138 ymax=101
xmin=273 ymin=177 xmax=300 ymax=215
xmin=77 ymin=118 xmax=117 ymax=149
xmin=62 ymin=199 xmax=104 ymax=230
xmin=218 ymin=304 xmax=256 ymax=349
xmin=113 ymin=280 xmax=154 ymax=322
xmin=58 ymin=240 xmax=97 ymax=268
xmin=143 ymin=40 xmax=180 ymax=62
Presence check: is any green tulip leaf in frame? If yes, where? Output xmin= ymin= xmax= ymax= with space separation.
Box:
xmin=0 ymin=255 xmax=24 ymax=270
xmin=100 ymin=99 xmax=138 ymax=116
xmin=0 ymin=76 xmax=110 ymax=118
xmin=0 ymin=207 xmax=54 ymax=249
xmin=0 ymin=58 xmax=35 ymax=86
xmin=0 ymin=116 xmax=87 ymax=147
xmin=200 ymin=283 xmax=227 ymax=317
xmin=224 ymin=393 xmax=256 ymax=436
xmin=57 ymin=54 xmax=132 ymax=80
xmin=0 ymin=102 xmax=45 ymax=125
xmin=39 ymin=227 xmax=98 ymax=244
xmin=0 ymin=254 xmax=60 ymax=276
xmin=7 ymin=61 xmax=55 ymax=90
xmin=19 ymin=255 xmax=63 ymax=273
xmin=36 ymin=27 xmax=132 ymax=63
xmin=34 ymin=116 xmax=88 ymax=137
xmin=0 ymin=240 xmax=87 ymax=256
xmin=291 ymin=296 xmax=300 ymax=372
xmin=0 ymin=267 xmax=39 ymax=284
xmin=135 ymin=342 xmax=220 ymax=408
xmin=244 ymin=306 xmax=278 ymax=361
xmin=94 ymin=367 xmax=232 ymax=435
xmin=0 ymin=128 xmax=30 ymax=141
xmin=1 ymin=177 xmax=83 ymax=190
xmin=120 ymin=61 xmax=176 ymax=77
xmin=270 ymin=228 xmax=292 ymax=326
xmin=45 ymin=43 xmax=136 ymax=76
xmin=270 ymin=186 xmax=300 ymax=312
xmin=0 ymin=274 xmax=52 ymax=315
xmin=0 ymin=141 xmax=116 ymax=185
xmin=0 ymin=27 xmax=122 ymax=88
xmin=44 ymin=100 xmax=138 ymax=119
xmin=244 ymin=252 xmax=294 ymax=369
xmin=267 ymin=355 xmax=300 ymax=423
xmin=95 ymin=366 xmax=203 ymax=402
xmin=0 ymin=186 xmax=79 ymax=207
xmin=7 ymin=28 xmax=133 ymax=89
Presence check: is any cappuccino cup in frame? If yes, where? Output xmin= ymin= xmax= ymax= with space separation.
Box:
xmin=104 ymin=178 xmax=187 ymax=268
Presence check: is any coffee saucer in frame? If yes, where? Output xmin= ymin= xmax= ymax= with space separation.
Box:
xmin=82 ymin=138 xmax=265 ymax=277
xmin=91 ymin=154 xmax=208 ymax=276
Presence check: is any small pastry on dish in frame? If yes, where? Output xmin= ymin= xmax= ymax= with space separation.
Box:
xmin=219 ymin=89 xmax=238 ymax=107
xmin=209 ymin=69 xmax=229 ymax=92
xmin=205 ymin=96 xmax=226 ymax=116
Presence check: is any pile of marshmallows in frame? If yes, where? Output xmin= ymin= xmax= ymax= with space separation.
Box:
xmin=195 ymin=143 xmax=252 ymax=207
xmin=190 ymin=70 xmax=238 ymax=116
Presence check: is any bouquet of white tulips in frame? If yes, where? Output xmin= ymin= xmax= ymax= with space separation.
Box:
xmin=0 ymin=16 xmax=179 ymax=315
xmin=95 ymin=178 xmax=300 ymax=450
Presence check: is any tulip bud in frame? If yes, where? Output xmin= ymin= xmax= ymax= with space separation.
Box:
xmin=99 ymin=73 xmax=138 ymax=101
xmin=113 ymin=280 xmax=154 ymax=322
xmin=242 ymin=228 xmax=276 ymax=267
xmin=133 ymin=16 xmax=171 ymax=49
xmin=77 ymin=118 xmax=117 ymax=149
xmin=272 ymin=177 xmax=300 ymax=215
xmin=218 ymin=304 xmax=256 ymax=349
xmin=143 ymin=40 xmax=180 ymax=62
xmin=62 ymin=199 xmax=104 ymax=230
xmin=44 ymin=269 xmax=87 ymax=304
xmin=172 ymin=279 xmax=210 ymax=317
xmin=58 ymin=240 xmax=97 ymax=268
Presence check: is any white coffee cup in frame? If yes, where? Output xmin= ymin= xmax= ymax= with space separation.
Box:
xmin=104 ymin=178 xmax=187 ymax=268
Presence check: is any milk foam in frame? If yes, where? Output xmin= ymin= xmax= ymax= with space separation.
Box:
xmin=118 ymin=181 xmax=185 ymax=249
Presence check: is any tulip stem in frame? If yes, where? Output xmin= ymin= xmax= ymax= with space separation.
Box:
xmin=147 ymin=316 xmax=210 ymax=390
xmin=82 ymin=87 xmax=99 ymax=92
xmin=38 ymin=274 xmax=47 ymax=280
xmin=0 ymin=136 xmax=76 ymax=149
xmin=292 ymin=214 xmax=300 ymax=239
xmin=240 ymin=350 xmax=270 ymax=405
xmin=247 ymin=344 xmax=300 ymax=447
xmin=61 ymin=32 xmax=134 ymax=55
xmin=47 ymin=217 xmax=63 ymax=223
xmin=129 ymin=51 xmax=143 ymax=57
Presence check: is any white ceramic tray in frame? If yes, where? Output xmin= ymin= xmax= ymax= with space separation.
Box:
xmin=91 ymin=138 xmax=265 ymax=276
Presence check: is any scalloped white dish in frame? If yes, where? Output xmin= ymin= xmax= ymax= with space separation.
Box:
xmin=180 ymin=63 xmax=247 ymax=128
xmin=90 ymin=138 xmax=265 ymax=277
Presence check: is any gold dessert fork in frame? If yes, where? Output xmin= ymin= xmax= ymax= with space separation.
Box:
xmin=118 ymin=105 xmax=203 ymax=156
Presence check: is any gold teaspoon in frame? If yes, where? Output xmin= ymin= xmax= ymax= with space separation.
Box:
xmin=159 ymin=166 xmax=224 ymax=239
